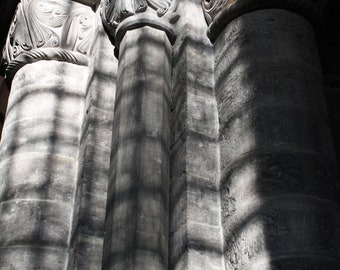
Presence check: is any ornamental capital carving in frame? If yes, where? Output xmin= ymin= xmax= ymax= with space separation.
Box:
xmin=202 ymin=0 xmax=328 ymax=42
xmin=101 ymin=0 xmax=180 ymax=49
xmin=2 ymin=0 xmax=97 ymax=80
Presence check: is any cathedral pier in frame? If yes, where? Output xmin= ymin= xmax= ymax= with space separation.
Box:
xmin=101 ymin=1 xmax=176 ymax=269
xmin=0 ymin=1 xmax=96 ymax=268
xmin=203 ymin=1 xmax=340 ymax=269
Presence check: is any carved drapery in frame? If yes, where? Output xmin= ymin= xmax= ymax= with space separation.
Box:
xmin=101 ymin=0 xmax=179 ymax=48
xmin=202 ymin=0 xmax=328 ymax=42
xmin=2 ymin=0 xmax=97 ymax=80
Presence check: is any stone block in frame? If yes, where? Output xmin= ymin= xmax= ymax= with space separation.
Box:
xmin=78 ymin=145 xmax=110 ymax=195
xmin=78 ymin=192 xmax=107 ymax=237
xmin=219 ymin=105 xmax=335 ymax=168
xmin=0 ymin=117 xmax=81 ymax=158
xmin=215 ymin=61 xmax=327 ymax=124
xmin=214 ymin=10 xmax=320 ymax=83
xmin=85 ymin=74 xmax=116 ymax=112
xmin=73 ymin=235 xmax=104 ymax=270
xmin=186 ymin=133 xmax=219 ymax=180
xmin=247 ymin=257 xmax=340 ymax=270
xmin=5 ymin=90 xmax=84 ymax=127
xmin=0 ymin=199 xmax=71 ymax=247
xmin=11 ymin=61 xmax=87 ymax=97
xmin=186 ymin=175 xmax=221 ymax=225
xmin=222 ymin=196 xmax=340 ymax=269
xmin=187 ymin=92 xmax=218 ymax=139
xmin=0 ymin=246 xmax=67 ymax=270
xmin=221 ymin=151 xmax=338 ymax=215
xmin=0 ymin=153 xmax=77 ymax=203
xmin=80 ymin=113 xmax=113 ymax=151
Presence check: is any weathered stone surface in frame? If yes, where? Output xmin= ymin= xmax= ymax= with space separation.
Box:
xmin=0 ymin=60 xmax=87 ymax=269
xmin=214 ymin=8 xmax=340 ymax=269
xmin=219 ymin=105 xmax=334 ymax=166
xmin=102 ymin=26 xmax=171 ymax=270
xmin=202 ymin=0 xmax=328 ymax=42
xmin=72 ymin=235 xmax=104 ymax=269
xmin=0 ymin=200 xmax=71 ymax=246
xmin=1 ymin=118 xmax=81 ymax=158
xmin=169 ymin=1 xmax=224 ymax=270
xmin=247 ymin=257 xmax=340 ymax=270
xmin=0 ymin=153 xmax=77 ymax=202
xmin=221 ymin=152 xmax=338 ymax=212
xmin=222 ymin=196 xmax=340 ymax=269
xmin=0 ymin=246 xmax=67 ymax=270
xmin=69 ymin=18 xmax=117 ymax=269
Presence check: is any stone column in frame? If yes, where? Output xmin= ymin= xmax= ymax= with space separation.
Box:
xmin=203 ymin=1 xmax=340 ymax=269
xmin=101 ymin=1 xmax=178 ymax=269
xmin=0 ymin=1 xmax=96 ymax=268
xmin=169 ymin=1 xmax=224 ymax=269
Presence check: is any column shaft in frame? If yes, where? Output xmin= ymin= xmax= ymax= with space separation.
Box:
xmin=214 ymin=9 xmax=340 ymax=269
xmin=102 ymin=26 xmax=171 ymax=270
xmin=0 ymin=61 xmax=87 ymax=268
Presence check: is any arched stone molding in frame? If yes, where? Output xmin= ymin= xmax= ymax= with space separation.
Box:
xmin=2 ymin=0 xmax=97 ymax=80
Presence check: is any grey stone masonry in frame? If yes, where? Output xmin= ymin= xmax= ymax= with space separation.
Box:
xmin=1 ymin=0 xmax=340 ymax=269
xmin=0 ymin=61 xmax=87 ymax=269
xmin=68 ymin=11 xmax=118 ymax=270
xmin=214 ymin=9 xmax=340 ymax=270
xmin=102 ymin=26 xmax=171 ymax=270
xmin=169 ymin=1 xmax=225 ymax=270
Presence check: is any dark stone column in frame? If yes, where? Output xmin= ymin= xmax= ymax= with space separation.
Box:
xmin=323 ymin=1 xmax=340 ymax=203
xmin=203 ymin=1 xmax=340 ymax=269
xmin=101 ymin=2 xmax=179 ymax=267
xmin=101 ymin=26 xmax=171 ymax=270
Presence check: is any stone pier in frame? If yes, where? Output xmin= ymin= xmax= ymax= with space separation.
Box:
xmin=101 ymin=1 xmax=176 ymax=268
xmin=203 ymin=1 xmax=340 ymax=269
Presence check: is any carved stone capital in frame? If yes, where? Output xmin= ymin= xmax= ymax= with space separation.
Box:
xmin=2 ymin=0 xmax=97 ymax=80
xmin=202 ymin=0 xmax=328 ymax=42
xmin=101 ymin=0 xmax=180 ymax=49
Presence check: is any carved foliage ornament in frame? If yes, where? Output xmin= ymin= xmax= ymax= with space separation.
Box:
xmin=3 ymin=0 xmax=96 ymax=72
xmin=102 ymin=0 xmax=179 ymax=30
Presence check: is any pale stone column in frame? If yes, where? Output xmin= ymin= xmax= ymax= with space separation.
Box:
xmin=69 ymin=13 xmax=118 ymax=269
xmin=0 ymin=1 xmax=96 ymax=268
xmin=101 ymin=1 xmax=178 ymax=269
xmin=203 ymin=1 xmax=340 ymax=269
xmin=169 ymin=1 xmax=225 ymax=269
